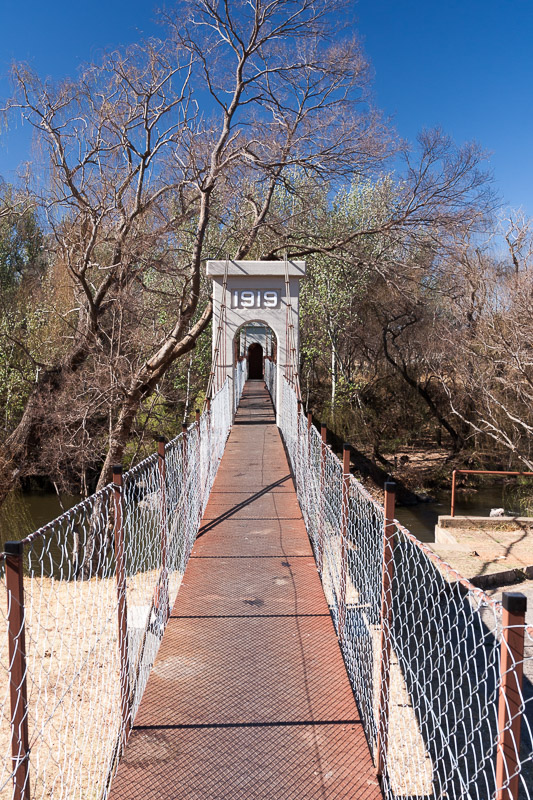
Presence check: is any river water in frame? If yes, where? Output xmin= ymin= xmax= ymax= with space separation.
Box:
xmin=395 ymin=485 xmax=519 ymax=543
xmin=0 ymin=491 xmax=82 ymax=551
xmin=0 ymin=484 xmax=524 ymax=551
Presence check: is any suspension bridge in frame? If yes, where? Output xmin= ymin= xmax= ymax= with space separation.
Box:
xmin=0 ymin=260 xmax=531 ymax=800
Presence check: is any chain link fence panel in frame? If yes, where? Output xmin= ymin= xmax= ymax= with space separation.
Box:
xmin=0 ymin=379 xmax=233 ymax=799
xmin=280 ymin=377 xmax=533 ymax=800
xmin=234 ymin=359 xmax=246 ymax=414
xmin=264 ymin=357 xmax=276 ymax=407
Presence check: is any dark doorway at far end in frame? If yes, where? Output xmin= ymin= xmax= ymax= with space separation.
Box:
xmin=248 ymin=342 xmax=263 ymax=379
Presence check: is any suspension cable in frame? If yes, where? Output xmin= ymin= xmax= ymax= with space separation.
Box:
xmin=204 ymin=256 xmax=229 ymax=409
xmin=284 ymin=253 xmax=301 ymax=400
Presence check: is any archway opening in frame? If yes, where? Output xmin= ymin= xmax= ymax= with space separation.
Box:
xmin=234 ymin=321 xmax=277 ymax=377
xmin=248 ymin=342 xmax=263 ymax=379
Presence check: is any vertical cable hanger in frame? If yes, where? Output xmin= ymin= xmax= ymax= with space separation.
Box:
xmin=284 ymin=251 xmax=301 ymax=400
xmin=205 ymin=256 xmax=229 ymax=409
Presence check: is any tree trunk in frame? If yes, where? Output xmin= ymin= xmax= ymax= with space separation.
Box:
xmin=382 ymin=331 xmax=464 ymax=452
xmin=95 ymin=303 xmax=213 ymax=492
xmin=1 ymin=341 xmax=91 ymax=500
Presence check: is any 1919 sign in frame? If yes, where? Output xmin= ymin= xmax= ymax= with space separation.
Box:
xmin=231 ymin=289 xmax=280 ymax=309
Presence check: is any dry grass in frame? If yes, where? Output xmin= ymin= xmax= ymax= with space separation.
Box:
xmin=0 ymin=568 xmax=183 ymax=800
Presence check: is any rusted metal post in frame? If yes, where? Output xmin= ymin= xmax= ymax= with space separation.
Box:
xmin=195 ymin=409 xmax=203 ymax=509
xmin=157 ymin=437 xmax=169 ymax=621
xmin=181 ymin=423 xmax=193 ymax=554
xmin=307 ymin=411 xmax=313 ymax=479
xmin=338 ymin=444 xmax=351 ymax=641
xmin=5 ymin=542 xmax=30 ymax=800
xmin=495 ymin=592 xmax=527 ymax=800
xmin=450 ymin=469 xmax=533 ymax=517
xmin=181 ymin=422 xmax=188 ymax=465
xmin=206 ymin=399 xmax=211 ymax=485
xmin=450 ymin=469 xmax=457 ymax=517
xmin=296 ymin=401 xmax=303 ymax=457
xmin=317 ymin=424 xmax=327 ymax=573
xmin=377 ymin=481 xmax=396 ymax=778
xmin=113 ymin=466 xmax=131 ymax=748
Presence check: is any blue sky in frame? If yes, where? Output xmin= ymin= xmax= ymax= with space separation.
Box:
xmin=354 ymin=0 xmax=533 ymax=215
xmin=0 ymin=0 xmax=532 ymax=215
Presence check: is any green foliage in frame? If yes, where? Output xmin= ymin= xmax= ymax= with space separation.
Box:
xmin=0 ymin=311 xmax=33 ymax=429
xmin=300 ymin=177 xmax=395 ymax=407
xmin=504 ymin=478 xmax=533 ymax=516
xmin=0 ymin=196 xmax=45 ymax=292
xmin=0 ymin=195 xmax=49 ymax=435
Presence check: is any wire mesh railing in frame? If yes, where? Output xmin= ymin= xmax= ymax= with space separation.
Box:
xmin=234 ymin=358 xmax=247 ymax=414
xmin=280 ymin=376 xmax=533 ymax=800
xmin=264 ymin=356 xmax=276 ymax=408
xmin=0 ymin=378 xmax=233 ymax=800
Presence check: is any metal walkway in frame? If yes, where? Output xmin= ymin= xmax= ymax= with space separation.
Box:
xmin=109 ymin=381 xmax=382 ymax=799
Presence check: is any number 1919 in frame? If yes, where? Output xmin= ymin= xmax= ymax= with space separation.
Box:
xmin=232 ymin=289 xmax=280 ymax=309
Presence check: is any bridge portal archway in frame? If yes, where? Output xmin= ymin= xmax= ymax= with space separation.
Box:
xmin=207 ymin=260 xmax=306 ymax=424
xmin=234 ymin=320 xmax=277 ymax=381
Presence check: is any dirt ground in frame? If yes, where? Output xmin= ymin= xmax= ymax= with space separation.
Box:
xmin=382 ymin=445 xmax=453 ymax=491
xmin=0 ymin=568 xmax=181 ymax=800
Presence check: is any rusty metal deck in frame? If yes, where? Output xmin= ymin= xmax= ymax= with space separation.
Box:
xmin=109 ymin=381 xmax=382 ymax=799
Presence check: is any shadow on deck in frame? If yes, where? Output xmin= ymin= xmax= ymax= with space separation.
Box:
xmin=109 ymin=381 xmax=382 ymax=799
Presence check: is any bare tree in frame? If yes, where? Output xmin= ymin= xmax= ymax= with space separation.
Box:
xmin=438 ymin=234 xmax=533 ymax=469
xmin=2 ymin=0 xmax=391 ymax=494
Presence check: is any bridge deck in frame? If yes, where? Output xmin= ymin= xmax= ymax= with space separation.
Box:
xmin=109 ymin=381 xmax=381 ymax=799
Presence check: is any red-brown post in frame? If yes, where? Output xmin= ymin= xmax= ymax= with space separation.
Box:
xmin=181 ymin=423 xmax=188 ymax=467
xmin=195 ymin=409 xmax=203 ymax=509
xmin=181 ymin=424 xmax=192 ymax=553
xmin=377 ymin=481 xmax=397 ymax=778
xmin=495 ymin=592 xmax=527 ymax=800
xmin=113 ymin=466 xmax=131 ymax=748
xmin=157 ymin=437 xmax=169 ymax=621
xmin=317 ymin=424 xmax=327 ymax=573
xmin=450 ymin=469 xmax=457 ymax=517
xmin=307 ymin=411 xmax=313 ymax=479
xmin=338 ymin=444 xmax=351 ymax=641
xmin=296 ymin=401 xmax=303 ymax=456
xmin=205 ymin=399 xmax=211 ymax=485
xmin=5 ymin=542 xmax=30 ymax=800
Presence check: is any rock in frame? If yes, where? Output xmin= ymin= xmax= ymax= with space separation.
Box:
xmin=416 ymin=492 xmax=435 ymax=503
xmin=490 ymin=508 xmax=505 ymax=517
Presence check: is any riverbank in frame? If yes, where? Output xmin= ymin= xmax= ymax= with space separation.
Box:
xmin=346 ymin=441 xmax=533 ymax=544
xmin=431 ymin=515 xmax=533 ymax=588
